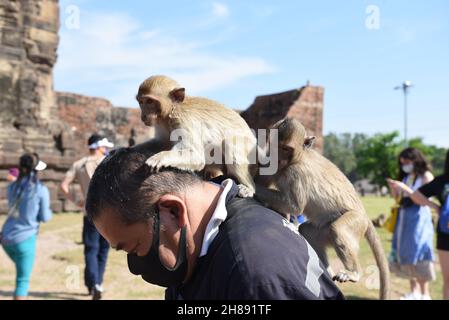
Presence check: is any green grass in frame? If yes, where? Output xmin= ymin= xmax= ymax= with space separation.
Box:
xmin=334 ymin=196 xmax=444 ymax=300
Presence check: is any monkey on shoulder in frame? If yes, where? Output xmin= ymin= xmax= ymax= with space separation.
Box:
xmin=136 ymin=75 xmax=258 ymax=196
xmin=255 ymin=118 xmax=390 ymax=300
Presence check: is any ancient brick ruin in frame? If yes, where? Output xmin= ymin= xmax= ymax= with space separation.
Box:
xmin=241 ymin=85 xmax=324 ymax=152
xmin=0 ymin=0 xmax=323 ymax=213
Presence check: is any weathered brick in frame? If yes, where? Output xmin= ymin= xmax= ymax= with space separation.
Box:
xmin=0 ymin=0 xmax=324 ymax=213
xmin=241 ymin=85 xmax=324 ymax=153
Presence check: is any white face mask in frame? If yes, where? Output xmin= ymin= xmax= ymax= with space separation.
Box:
xmin=402 ymin=164 xmax=414 ymax=174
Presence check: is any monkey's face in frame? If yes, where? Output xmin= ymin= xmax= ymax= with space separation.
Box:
xmin=278 ymin=143 xmax=294 ymax=170
xmin=137 ymin=95 xmax=161 ymax=126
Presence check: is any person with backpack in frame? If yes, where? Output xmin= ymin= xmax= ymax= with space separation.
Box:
xmin=389 ymin=149 xmax=449 ymax=300
xmin=0 ymin=153 xmax=52 ymax=300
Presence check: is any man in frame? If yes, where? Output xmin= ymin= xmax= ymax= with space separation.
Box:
xmin=61 ymin=133 xmax=114 ymax=300
xmin=85 ymin=142 xmax=344 ymax=300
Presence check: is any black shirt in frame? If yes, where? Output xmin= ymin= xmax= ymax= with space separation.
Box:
xmin=419 ymin=175 xmax=449 ymax=205
xmin=419 ymin=175 xmax=449 ymax=237
xmin=165 ymin=182 xmax=344 ymax=300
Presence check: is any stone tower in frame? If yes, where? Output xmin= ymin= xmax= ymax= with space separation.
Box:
xmin=241 ymin=84 xmax=324 ymax=152
xmin=0 ymin=0 xmax=63 ymax=143
xmin=0 ymin=0 xmax=154 ymax=213
xmin=0 ymin=0 xmax=75 ymax=212
xmin=0 ymin=0 xmax=324 ymax=213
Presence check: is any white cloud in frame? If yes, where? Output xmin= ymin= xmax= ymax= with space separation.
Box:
xmin=54 ymin=11 xmax=275 ymax=107
xmin=212 ymin=2 xmax=230 ymax=19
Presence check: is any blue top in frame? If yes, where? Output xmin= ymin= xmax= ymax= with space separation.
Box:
xmin=1 ymin=175 xmax=52 ymax=246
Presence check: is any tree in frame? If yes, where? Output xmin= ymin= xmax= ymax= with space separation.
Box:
xmin=324 ymin=131 xmax=446 ymax=188
xmin=324 ymin=132 xmax=364 ymax=181
xmin=354 ymin=131 xmax=402 ymax=187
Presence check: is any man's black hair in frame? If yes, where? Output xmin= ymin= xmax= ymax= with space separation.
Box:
xmin=87 ymin=133 xmax=103 ymax=146
xmin=85 ymin=141 xmax=202 ymax=225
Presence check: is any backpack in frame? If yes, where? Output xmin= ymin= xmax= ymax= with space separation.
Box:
xmin=439 ymin=195 xmax=449 ymax=234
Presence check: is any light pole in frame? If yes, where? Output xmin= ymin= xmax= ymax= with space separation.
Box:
xmin=394 ymin=81 xmax=413 ymax=146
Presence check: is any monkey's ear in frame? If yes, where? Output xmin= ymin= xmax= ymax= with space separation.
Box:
xmin=304 ymin=136 xmax=316 ymax=149
xmin=169 ymin=88 xmax=185 ymax=103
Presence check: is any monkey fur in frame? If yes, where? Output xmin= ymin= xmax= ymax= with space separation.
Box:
xmin=255 ymin=118 xmax=390 ymax=300
xmin=136 ymin=75 xmax=258 ymax=196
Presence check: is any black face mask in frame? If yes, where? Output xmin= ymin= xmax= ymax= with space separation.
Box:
xmin=127 ymin=209 xmax=188 ymax=288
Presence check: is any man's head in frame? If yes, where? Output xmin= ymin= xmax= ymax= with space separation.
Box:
xmin=87 ymin=133 xmax=114 ymax=156
xmin=85 ymin=142 xmax=207 ymax=286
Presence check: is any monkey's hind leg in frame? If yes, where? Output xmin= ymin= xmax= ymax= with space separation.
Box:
xmin=224 ymin=136 xmax=256 ymax=197
xmin=298 ymin=222 xmax=331 ymax=273
xmin=329 ymin=210 xmax=366 ymax=283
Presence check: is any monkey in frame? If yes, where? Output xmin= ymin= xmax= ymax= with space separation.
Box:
xmin=136 ymin=75 xmax=258 ymax=196
xmin=254 ymin=118 xmax=390 ymax=300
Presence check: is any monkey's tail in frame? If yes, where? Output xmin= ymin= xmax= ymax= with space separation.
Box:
xmin=365 ymin=221 xmax=391 ymax=300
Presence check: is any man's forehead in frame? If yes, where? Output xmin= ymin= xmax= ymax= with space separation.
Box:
xmin=93 ymin=207 xmax=122 ymax=242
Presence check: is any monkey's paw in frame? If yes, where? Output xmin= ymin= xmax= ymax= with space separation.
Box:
xmin=332 ymin=271 xmax=360 ymax=283
xmin=237 ymin=184 xmax=255 ymax=198
xmin=146 ymin=154 xmax=170 ymax=172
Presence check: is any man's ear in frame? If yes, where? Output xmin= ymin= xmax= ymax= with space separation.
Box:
xmin=157 ymin=194 xmax=187 ymax=228
xmin=304 ymin=136 xmax=316 ymax=149
xmin=169 ymin=88 xmax=185 ymax=103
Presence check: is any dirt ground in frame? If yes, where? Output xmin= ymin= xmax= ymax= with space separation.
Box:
xmin=0 ymin=213 xmax=164 ymax=300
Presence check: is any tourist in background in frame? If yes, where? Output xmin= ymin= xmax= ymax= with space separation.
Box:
xmin=0 ymin=153 xmax=52 ymax=300
xmin=389 ymin=149 xmax=449 ymax=300
xmin=387 ymin=147 xmax=436 ymax=300
xmin=60 ymin=134 xmax=114 ymax=300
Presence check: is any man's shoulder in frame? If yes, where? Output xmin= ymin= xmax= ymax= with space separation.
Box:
xmin=225 ymin=197 xmax=299 ymax=238
xmin=221 ymin=198 xmax=311 ymax=271
xmin=73 ymin=155 xmax=103 ymax=169
xmin=212 ymin=200 xmax=334 ymax=299
xmin=72 ymin=156 xmax=90 ymax=168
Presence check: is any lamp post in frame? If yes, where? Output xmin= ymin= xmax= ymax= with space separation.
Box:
xmin=394 ymin=81 xmax=413 ymax=147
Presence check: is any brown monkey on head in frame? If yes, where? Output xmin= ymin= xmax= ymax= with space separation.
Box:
xmin=255 ymin=118 xmax=390 ymax=300
xmin=136 ymin=75 xmax=258 ymax=196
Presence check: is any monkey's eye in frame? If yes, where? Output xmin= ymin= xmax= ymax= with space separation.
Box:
xmin=138 ymin=96 xmax=154 ymax=106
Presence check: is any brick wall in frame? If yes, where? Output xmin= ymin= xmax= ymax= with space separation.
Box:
xmin=241 ymin=85 xmax=324 ymax=152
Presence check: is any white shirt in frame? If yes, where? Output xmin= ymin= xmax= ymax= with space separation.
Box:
xmin=199 ymin=179 xmax=234 ymax=257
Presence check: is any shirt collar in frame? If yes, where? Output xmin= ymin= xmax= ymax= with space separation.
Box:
xmin=199 ymin=179 xmax=235 ymax=257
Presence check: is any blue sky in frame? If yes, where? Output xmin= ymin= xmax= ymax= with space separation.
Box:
xmin=55 ymin=0 xmax=449 ymax=147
